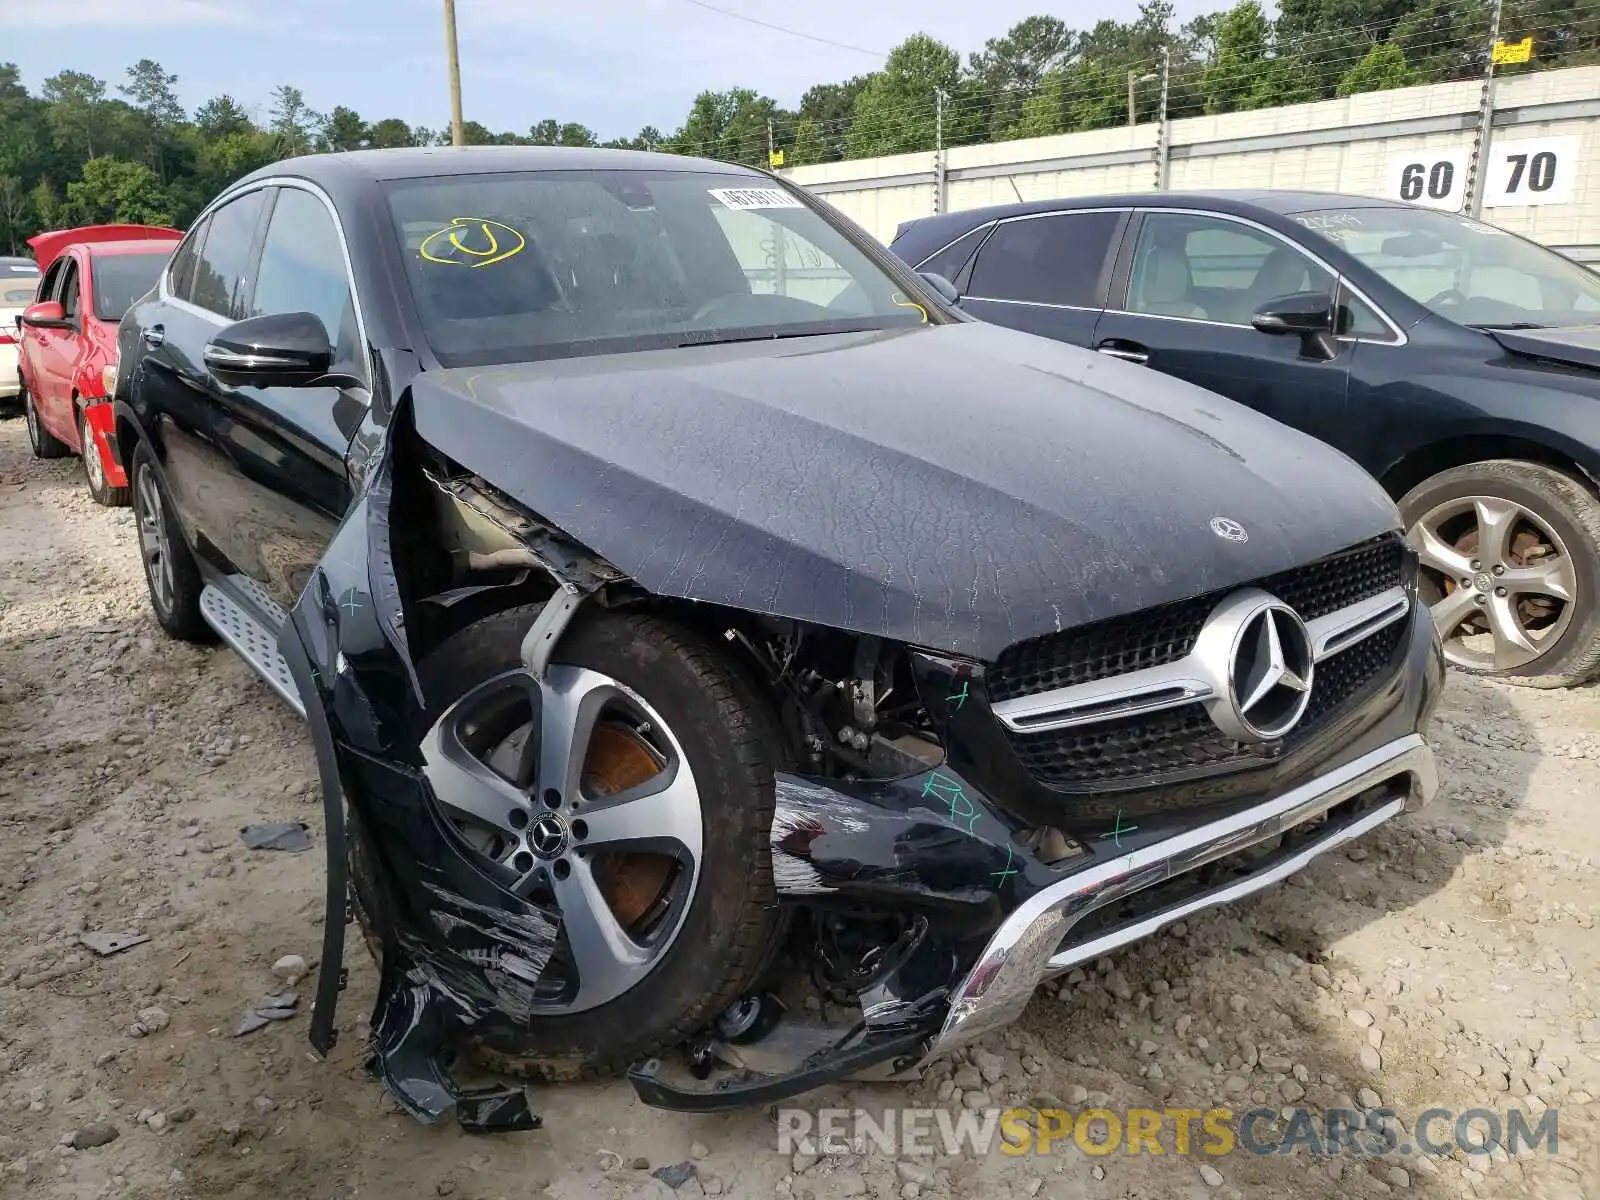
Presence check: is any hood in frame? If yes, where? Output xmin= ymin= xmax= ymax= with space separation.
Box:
xmin=410 ymin=321 xmax=1400 ymax=661
xmin=26 ymin=225 xmax=182 ymax=273
xmin=1488 ymin=324 xmax=1600 ymax=372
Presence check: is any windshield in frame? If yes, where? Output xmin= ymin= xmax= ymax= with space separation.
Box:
xmin=385 ymin=169 xmax=935 ymax=367
xmin=1292 ymin=207 xmax=1600 ymax=329
xmin=91 ymin=252 xmax=170 ymax=322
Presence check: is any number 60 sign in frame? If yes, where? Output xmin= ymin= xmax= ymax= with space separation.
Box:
xmin=1384 ymin=149 xmax=1469 ymax=211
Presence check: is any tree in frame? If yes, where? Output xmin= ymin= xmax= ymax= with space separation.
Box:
xmin=847 ymin=35 xmax=965 ymax=158
xmin=968 ymin=17 xmax=1074 ymax=141
xmin=43 ymin=71 xmax=107 ymax=159
xmin=1337 ymin=41 xmax=1419 ymax=93
xmin=321 ymin=106 xmax=369 ymax=152
xmin=367 ymin=118 xmax=418 ymax=148
xmin=121 ymin=59 xmax=184 ymax=127
xmin=0 ymin=174 xmax=29 ymax=254
xmin=65 ymin=156 xmax=174 ymax=225
xmin=195 ymin=95 xmax=253 ymax=140
xmin=797 ymin=78 xmax=870 ymax=162
xmin=269 ymin=85 xmax=322 ymax=154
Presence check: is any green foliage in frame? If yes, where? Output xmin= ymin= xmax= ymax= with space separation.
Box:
xmin=65 ymin=157 xmax=174 ymax=226
xmin=1337 ymin=41 xmax=1421 ymax=94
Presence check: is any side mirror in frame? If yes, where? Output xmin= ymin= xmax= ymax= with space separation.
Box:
xmin=1251 ymin=291 xmax=1335 ymax=336
xmin=20 ymin=300 xmax=69 ymax=330
xmin=918 ymin=271 xmax=961 ymax=305
xmin=204 ymin=312 xmax=335 ymax=389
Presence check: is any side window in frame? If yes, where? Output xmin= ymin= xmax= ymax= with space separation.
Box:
xmin=246 ymin=187 xmax=364 ymax=378
xmin=37 ymin=260 xmax=65 ymax=304
xmin=913 ymin=224 xmax=991 ymax=285
xmin=191 ymin=190 xmax=267 ymax=319
xmin=1127 ymin=213 xmax=1333 ymax=326
xmin=166 ymin=219 xmax=207 ymax=301
xmin=965 ymin=212 xmax=1121 ymax=307
xmin=1336 ymin=283 xmax=1396 ymax=341
xmin=58 ymin=260 xmax=81 ymax=320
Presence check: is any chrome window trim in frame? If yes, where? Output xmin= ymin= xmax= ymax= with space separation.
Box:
xmin=1114 ymin=206 xmax=1408 ymax=347
xmin=158 ymin=177 xmax=373 ymax=392
xmin=991 ymin=584 xmax=1410 ymax=736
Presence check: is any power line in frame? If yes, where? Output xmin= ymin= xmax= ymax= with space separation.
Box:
xmin=676 ymin=0 xmax=887 ymax=58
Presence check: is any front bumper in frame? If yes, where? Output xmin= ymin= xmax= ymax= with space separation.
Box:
xmin=927 ymin=732 xmax=1437 ymax=1059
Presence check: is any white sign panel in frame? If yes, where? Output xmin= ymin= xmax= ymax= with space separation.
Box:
xmin=1483 ymin=136 xmax=1580 ymax=207
xmin=1384 ymin=149 xmax=1469 ymax=211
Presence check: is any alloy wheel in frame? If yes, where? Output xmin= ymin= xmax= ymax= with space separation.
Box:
xmin=1407 ymin=495 xmax=1577 ymax=672
xmin=421 ymin=665 xmax=704 ymax=1013
xmin=134 ymin=466 xmax=176 ymax=616
xmin=82 ymin=413 xmax=106 ymax=492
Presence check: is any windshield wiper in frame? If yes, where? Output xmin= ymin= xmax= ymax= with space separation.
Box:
xmin=1469 ymin=321 xmax=1547 ymax=330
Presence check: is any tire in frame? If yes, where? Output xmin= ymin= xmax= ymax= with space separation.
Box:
xmin=407 ymin=603 xmax=782 ymax=1081
xmin=1399 ymin=459 xmax=1600 ymax=688
xmin=129 ymin=441 xmax=214 ymax=643
xmin=79 ymin=406 xmax=129 ymax=507
xmin=24 ymin=387 xmax=71 ymax=459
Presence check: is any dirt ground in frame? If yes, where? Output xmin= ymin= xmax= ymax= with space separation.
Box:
xmin=0 ymin=415 xmax=1597 ymax=1200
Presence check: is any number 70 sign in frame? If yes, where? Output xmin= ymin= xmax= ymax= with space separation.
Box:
xmin=1483 ymin=136 xmax=1579 ymax=207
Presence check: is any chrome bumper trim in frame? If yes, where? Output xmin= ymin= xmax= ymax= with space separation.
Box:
xmin=924 ymin=733 xmax=1437 ymax=1060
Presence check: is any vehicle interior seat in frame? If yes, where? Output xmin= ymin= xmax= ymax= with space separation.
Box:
xmin=1132 ymin=230 xmax=1208 ymax=320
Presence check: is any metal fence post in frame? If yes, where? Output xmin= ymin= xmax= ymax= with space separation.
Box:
xmin=1154 ymin=46 xmax=1171 ymax=191
xmin=934 ymin=88 xmax=946 ymax=215
xmin=1464 ymin=0 xmax=1505 ymax=218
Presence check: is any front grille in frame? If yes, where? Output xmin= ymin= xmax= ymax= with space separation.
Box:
xmin=993 ymin=534 xmax=1411 ymax=794
xmin=989 ymin=534 xmax=1407 ymax=704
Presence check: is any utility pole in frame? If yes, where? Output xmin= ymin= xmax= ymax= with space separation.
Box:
xmin=767 ymin=117 xmax=775 ymax=166
xmin=933 ymin=88 xmax=946 ymax=215
xmin=1154 ymin=46 xmax=1171 ymax=190
xmin=1128 ymin=70 xmax=1138 ymax=128
xmin=1464 ymin=0 xmax=1505 ymax=217
xmin=444 ymin=0 xmax=465 ymax=147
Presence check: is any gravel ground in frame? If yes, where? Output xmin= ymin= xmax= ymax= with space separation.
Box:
xmin=0 ymin=416 xmax=1597 ymax=1200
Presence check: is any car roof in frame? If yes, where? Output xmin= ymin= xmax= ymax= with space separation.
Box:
xmin=893 ymin=189 xmax=1408 ymax=251
xmin=234 ymin=145 xmax=763 ymax=191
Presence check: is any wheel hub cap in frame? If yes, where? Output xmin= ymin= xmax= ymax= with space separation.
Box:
xmin=528 ymin=813 xmax=571 ymax=860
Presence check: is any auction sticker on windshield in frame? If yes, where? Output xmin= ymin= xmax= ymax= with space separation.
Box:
xmin=709 ymin=187 xmax=804 ymax=210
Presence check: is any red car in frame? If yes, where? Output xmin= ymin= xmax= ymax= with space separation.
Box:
xmin=18 ymin=224 xmax=182 ymax=505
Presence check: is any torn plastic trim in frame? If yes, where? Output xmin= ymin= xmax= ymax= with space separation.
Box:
xmin=283 ymin=398 xmax=615 ymax=1130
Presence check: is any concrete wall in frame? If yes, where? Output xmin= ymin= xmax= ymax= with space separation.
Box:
xmin=784 ymin=65 xmax=1600 ymax=256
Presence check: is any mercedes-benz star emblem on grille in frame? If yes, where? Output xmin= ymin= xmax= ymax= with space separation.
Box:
xmin=529 ymin=814 xmax=571 ymax=860
xmin=1210 ymin=516 xmax=1249 ymax=543
xmin=1228 ymin=603 xmax=1315 ymax=740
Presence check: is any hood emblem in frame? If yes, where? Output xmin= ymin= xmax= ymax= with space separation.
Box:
xmin=1210 ymin=517 xmax=1248 ymax=543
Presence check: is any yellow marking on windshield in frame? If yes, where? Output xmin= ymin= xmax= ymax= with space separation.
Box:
xmin=419 ymin=218 xmax=526 ymax=268
xmin=892 ymin=292 xmax=929 ymax=324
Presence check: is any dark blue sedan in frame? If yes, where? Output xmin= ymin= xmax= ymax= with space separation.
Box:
xmin=891 ymin=190 xmax=1600 ymax=688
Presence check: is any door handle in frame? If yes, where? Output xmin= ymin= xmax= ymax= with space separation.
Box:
xmin=142 ymin=325 xmax=165 ymax=348
xmin=1096 ymin=341 xmax=1149 ymax=365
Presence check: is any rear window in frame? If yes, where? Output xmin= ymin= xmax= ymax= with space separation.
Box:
xmin=91 ymin=251 xmax=172 ymax=322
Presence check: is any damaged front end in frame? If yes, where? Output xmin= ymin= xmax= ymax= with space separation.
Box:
xmin=282 ymin=397 xmax=1442 ymax=1128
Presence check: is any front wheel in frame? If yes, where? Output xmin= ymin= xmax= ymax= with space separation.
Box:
xmin=1400 ymin=459 xmax=1600 ymax=688
xmin=409 ymin=604 xmax=782 ymax=1080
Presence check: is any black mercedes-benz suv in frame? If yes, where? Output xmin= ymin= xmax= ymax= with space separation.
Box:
xmin=109 ymin=149 xmax=1441 ymax=1128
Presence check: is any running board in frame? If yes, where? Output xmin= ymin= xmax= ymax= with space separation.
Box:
xmin=199 ymin=584 xmax=306 ymax=719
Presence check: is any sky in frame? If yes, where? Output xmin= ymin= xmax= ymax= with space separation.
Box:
xmin=2 ymin=0 xmax=1220 ymax=141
